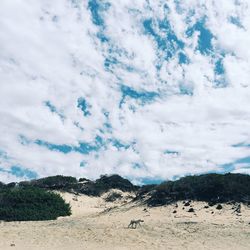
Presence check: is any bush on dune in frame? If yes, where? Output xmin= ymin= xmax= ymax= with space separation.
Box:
xmin=147 ymin=173 xmax=250 ymax=206
xmin=80 ymin=174 xmax=139 ymax=196
xmin=19 ymin=175 xmax=78 ymax=191
xmin=0 ymin=187 xmax=71 ymax=221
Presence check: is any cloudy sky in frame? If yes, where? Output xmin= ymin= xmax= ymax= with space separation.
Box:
xmin=0 ymin=0 xmax=250 ymax=184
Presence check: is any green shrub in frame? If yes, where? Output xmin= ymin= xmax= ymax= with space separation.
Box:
xmin=19 ymin=175 xmax=78 ymax=190
xmin=80 ymin=174 xmax=138 ymax=196
xmin=147 ymin=173 xmax=250 ymax=206
xmin=0 ymin=187 xmax=71 ymax=221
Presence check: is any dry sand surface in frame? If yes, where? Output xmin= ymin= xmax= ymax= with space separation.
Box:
xmin=1 ymin=190 xmax=250 ymax=250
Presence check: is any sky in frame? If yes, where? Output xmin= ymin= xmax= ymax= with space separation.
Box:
xmin=0 ymin=0 xmax=250 ymax=184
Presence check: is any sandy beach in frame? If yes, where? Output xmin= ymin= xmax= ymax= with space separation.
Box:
xmin=0 ymin=191 xmax=250 ymax=250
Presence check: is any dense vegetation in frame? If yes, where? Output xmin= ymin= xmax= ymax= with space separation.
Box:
xmin=19 ymin=175 xmax=78 ymax=191
xmin=18 ymin=174 xmax=137 ymax=196
xmin=79 ymin=174 xmax=139 ymax=196
xmin=0 ymin=187 xmax=71 ymax=221
xmin=146 ymin=173 xmax=250 ymax=206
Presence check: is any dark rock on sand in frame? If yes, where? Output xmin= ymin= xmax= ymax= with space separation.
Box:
xmin=184 ymin=201 xmax=190 ymax=206
xmin=216 ymin=204 xmax=223 ymax=210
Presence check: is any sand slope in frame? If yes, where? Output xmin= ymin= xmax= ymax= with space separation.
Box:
xmin=1 ymin=191 xmax=250 ymax=250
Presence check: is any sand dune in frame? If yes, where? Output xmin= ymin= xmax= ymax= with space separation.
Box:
xmin=1 ymin=191 xmax=250 ymax=250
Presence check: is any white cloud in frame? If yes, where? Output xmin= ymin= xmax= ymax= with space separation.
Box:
xmin=0 ymin=0 xmax=250 ymax=183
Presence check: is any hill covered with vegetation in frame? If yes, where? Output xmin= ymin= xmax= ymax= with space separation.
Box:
xmin=145 ymin=173 xmax=250 ymax=206
xmin=18 ymin=174 xmax=138 ymax=196
xmin=1 ymin=173 xmax=250 ymax=221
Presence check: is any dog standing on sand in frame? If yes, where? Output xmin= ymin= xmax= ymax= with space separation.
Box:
xmin=128 ymin=219 xmax=144 ymax=229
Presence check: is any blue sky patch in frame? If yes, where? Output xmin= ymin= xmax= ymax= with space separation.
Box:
xmin=229 ymin=16 xmax=244 ymax=29
xmin=20 ymin=135 xmax=101 ymax=155
xmin=232 ymin=142 xmax=250 ymax=148
xmin=219 ymin=155 xmax=250 ymax=173
xmin=104 ymin=57 xmax=118 ymax=71
xmin=97 ymin=31 xmax=109 ymax=43
xmin=77 ymin=142 xmax=99 ymax=154
xmin=95 ymin=135 xmax=105 ymax=147
xmin=214 ymin=57 xmax=227 ymax=88
xmin=178 ymin=52 xmax=189 ymax=64
xmin=219 ymin=163 xmax=236 ymax=173
xmin=235 ymin=156 xmax=250 ymax=165
xmin=77 ymin=97 xmax=91 ymax=116
xmin=143 ymin=18 xmax=184 ymax=62
xmin=186 ymin=19 xmax=213 ymax=55
xmin=103 ymin=122 xmax=112 ymax=130
xmin=120 ymin=85 xmax=158 ymax=106
xmin=10 ymin=166 xmax=38 ymax=179
xmin=0 ymin=165 xmax=37 ymax=179
xmin=179 ymin=83 xmax=193 ymax=96
xmin=215 ymin=58 xmax=225 ymax=75
xmin=35 ymin=139 xmax=99 ymax=155
xmin=109 ymin=139 xmax=130 ymax=150
xmin=88 ymin=0 xmax=104 ymax=26
xmin=35 ymin=140 xmax=73 ymax=153
xmin=139 ymin=177 xmax=164 ymax=185
xmin=80 ymin=161 xmax=87 ymax=167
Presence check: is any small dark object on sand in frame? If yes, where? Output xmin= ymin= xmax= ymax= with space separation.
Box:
xmin=216 ymin=204 xmax=223 ymax=210
xmin=184 ymin=201 xmax=190 ymax=206
xmin=187 ymin=208 xmax=194 ymax=212
xmin=173 ymin=210 xmax=177 ymax=213
xmin=10 ymin=243 xmax=15 ymax=247
xmin=204 ymin=205 xmax=209 ymax=209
